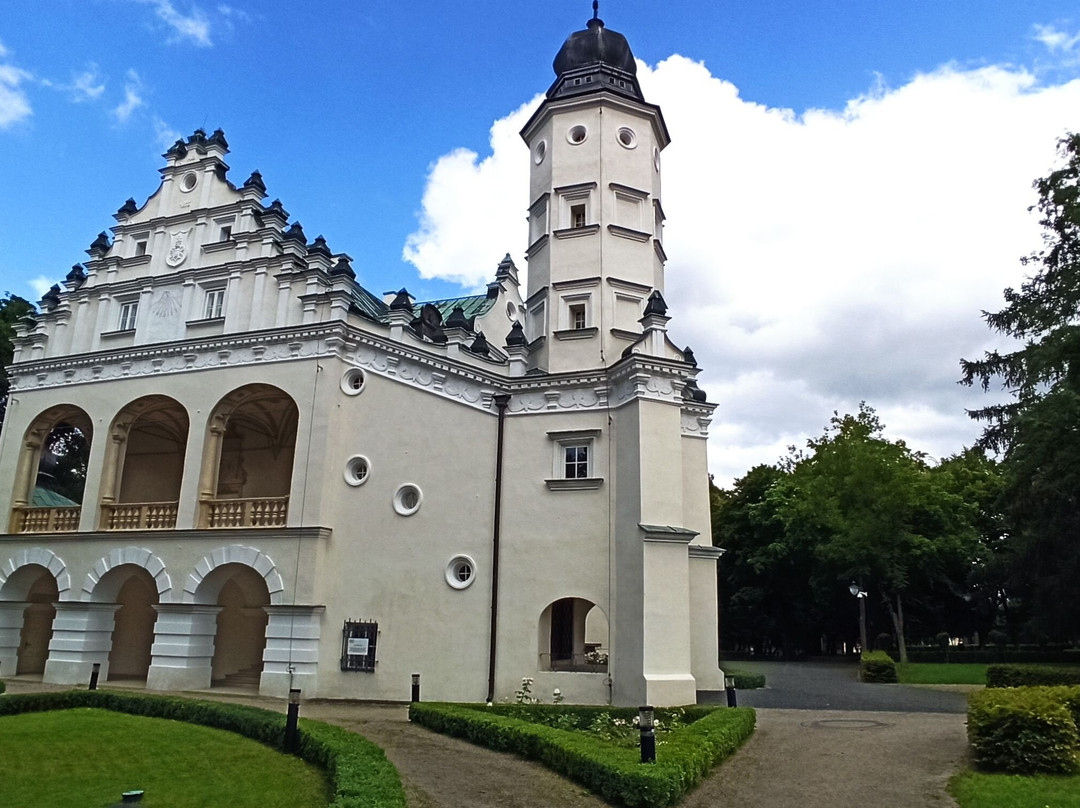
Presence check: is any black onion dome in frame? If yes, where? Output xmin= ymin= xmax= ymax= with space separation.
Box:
xmin=553 ymin=17 xmax=637 ymax=77
xmin=547 ymin=6 xmax=644 ymax=102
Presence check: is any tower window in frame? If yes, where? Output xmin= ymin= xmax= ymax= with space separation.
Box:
xmin=135 ymin=240 xmax=148 ymax=256
xmin=563 ymin=444 xmax=590 ymax=479
xmin=570 ymin=303 xmax=587 ymax=330
xmin=571 ymin=204 xmax=586 ymax=229
xmin=220 ymin=225 xmax=232 ymax=240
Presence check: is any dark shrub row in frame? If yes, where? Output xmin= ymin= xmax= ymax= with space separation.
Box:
xmin=0 ymin=690 xmax=406 ymax=808
xmin=409 ymin=702 xmax=755 ymax=808
xmin=968 ymin=686 xmax=1080 ymax=774
xmin=727 ymin=670 xmax=766 ymax=690
xmin=987 ymin=664 xmax=1080 ymax=688
xmin=860 ymin=650 xmax=898 ymax=683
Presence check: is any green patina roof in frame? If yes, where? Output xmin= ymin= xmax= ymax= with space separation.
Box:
xmin=32 ymin=487 xmax=79 ymax=507
xmin=349 ymin=282 xmax=494 ymax=326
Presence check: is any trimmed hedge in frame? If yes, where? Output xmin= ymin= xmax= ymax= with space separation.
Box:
xmin=0 ymin=679 xmax=5 ymax=695
xmin=907 ymin=647 xmax=1080 ymax=664
xmin=0 ymin=690 xmax=406 ymax=808
xmin=860 ymin=650 xmax=898 ymax=683
xmin=987 ymin=664 xmax=1080 ymax=688
xmin=409 ymin=702 xmax=755 ymax=808
xmin=726 ymin=669 xmax=766 ymax=690
xmin=967 ymin=686 xmax=1080 ymax=775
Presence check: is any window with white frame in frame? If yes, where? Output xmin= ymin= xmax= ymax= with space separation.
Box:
xmin=546 ymin=429 xmax=603 ymax=490
xmin=559 ymin=188 xmax=592 ymax=230
xmin=204 ymin=287 xmax=225 ymax=320
xmin=118 ymin=300 xmax=138 ymax=331
xmin=560 ymin=293 xmax=592 ymax=332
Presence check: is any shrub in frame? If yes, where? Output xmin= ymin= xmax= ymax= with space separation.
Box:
xmin=726 ymin=669 xmax=766 ymax=690
xmin=860 ymin=650 xmax=898 ymax=683
xmin=987 ymin=664 xmax=1080 ymax=688
xmin=410 ymin=702 xmax=755 ymax=807
xmin=0 ymin=679 xmax=5 ymax=696
xmin=967 ymin=686 xmax=1080 ymax=775
xmin=0 ymin=690 xmax=406 ymax=808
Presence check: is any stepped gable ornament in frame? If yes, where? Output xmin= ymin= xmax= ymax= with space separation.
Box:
xmin=66 ymin=264 xmax=87 ymax=287
xmin=505 ymin=321 xmax=527 ymax=347
xmin=308 ymin=235 xmax=332 ymax=257
xmin=330 ymin=256 xmax=356 ymax=279
xmin=469 ymin=330 xmax=490 ymax=356
xmin=243 ymin=170 xmax=267 ymax=194
xmin=165 ymin=228 xmax=191 ymax=267
xmin=444 ymin=306 xmax=472 ymax=331
xmin=117 ymin=198 xmax=138 ymax=217
xmin=41 ymin=284 xmax=61 ymax=310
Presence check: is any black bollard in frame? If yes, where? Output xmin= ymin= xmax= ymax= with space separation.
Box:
xmin=284 ymin=688 xmax=301 ymax=754
xmin=638 ymin=706 xmax=656 ymax=764
xmin=725 ymin=675 xmax=737 ymax=708
xmin=89 ymin=662 xmax=101 ymax=691
xmin=411 ymin=673 xmax=421 ymax=703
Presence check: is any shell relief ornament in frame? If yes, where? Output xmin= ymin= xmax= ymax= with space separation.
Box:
xmin=166 ymin=228 xmax=191 ymax=267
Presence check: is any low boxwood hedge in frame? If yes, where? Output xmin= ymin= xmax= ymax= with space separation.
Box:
xmin=409 ymin=702 xmax=755 ymax=808
xmin=860 ymin=650 xmax=898 ymax=683
xmin=0 ymin=679 xmax=5 ymax=695
xmin=987 ymin=664 xmax=1080 ymax=688
xmin=0 ymin=690 xmax=405 ymax=808
xmin=967 ymin=685 xmax=1080 ymax=775
xmin=727 ymin=670 xmax=766 ymax=690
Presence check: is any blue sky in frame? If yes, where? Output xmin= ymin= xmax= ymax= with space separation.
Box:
xmin=2 ymin=1 xmax=1080 ymax=481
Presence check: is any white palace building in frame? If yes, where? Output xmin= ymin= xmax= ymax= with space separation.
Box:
xmin=0 ymin=11 xmax=723 ymax=706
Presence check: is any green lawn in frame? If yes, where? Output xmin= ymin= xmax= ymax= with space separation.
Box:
xmin=950 ymin=770 xmax=1080 ymax=807
xmin=896 ymin=662 xmax=988 ymax=685
xmin=0 ymin=708 xmax=330 ymax=808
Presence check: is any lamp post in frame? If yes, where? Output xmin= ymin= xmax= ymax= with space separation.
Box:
xmin=849 ymin=582 xmax=868 ymax=654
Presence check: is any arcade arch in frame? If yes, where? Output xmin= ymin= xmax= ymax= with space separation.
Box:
xmin=539 ymin=597 xmax=609 ymax=673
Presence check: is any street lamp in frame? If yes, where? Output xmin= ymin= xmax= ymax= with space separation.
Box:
xmin=849 ymin=582 xmax=868 ymax=654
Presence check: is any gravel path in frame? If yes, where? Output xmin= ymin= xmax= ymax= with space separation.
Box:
xmin=2 ymin=662 xmax=973 ymax=807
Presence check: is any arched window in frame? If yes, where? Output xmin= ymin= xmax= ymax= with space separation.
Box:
xmin=9 ymin=406 xmax=93 ymax=533
xmin=198 ymin=385 xmax=298 ymax=528
xmin=539 ymin=598 xmax=608 ymax=673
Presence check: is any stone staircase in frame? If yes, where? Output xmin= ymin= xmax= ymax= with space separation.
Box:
xmin=214 ymin=665 xmax=262 ymax=691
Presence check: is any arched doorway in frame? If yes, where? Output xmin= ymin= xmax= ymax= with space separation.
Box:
xmin=199 ymin=385 xmax=298 ymax=528
xmin=99 ymin=396 xmax=189 ymax=530
xmin=93 ymin=564 xmax=159 ymax=681
xmin=539 ymin=598 xmax=609 ymax=673
xmin=9 ymin=406 xmax=93 ymax=533
xmin=197 ymin=563 xmax=270 ymax=689
xmin=2 ymin=565 xmax=60 ymax=675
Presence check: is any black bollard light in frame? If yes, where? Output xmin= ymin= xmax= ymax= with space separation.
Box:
xmin=284 ymin=688 xmax=301 ymax=754
xmin=89 ymin=662 xmax=101 ymax=691
xmin=725 ymin=674 xmax=738 ymax=707
xmin=411 ymin=673 xmax=421 ymax=703
xmin=121 ymin=789 xmax=144 ymax=803
xmin=638 ymin=705 xmax=656 ymax=764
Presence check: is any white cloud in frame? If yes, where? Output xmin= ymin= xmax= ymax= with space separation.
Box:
xmin=403 ymin=94 xmax=542 ymax=288
xmin=404 ymin=54 xmax=1080 ymax=485
xmin=137 ymin=0 xmax=212 ymax=47
xmin=111 ymin=69 xmax=144 ymax=123
xmin=70 ymin=65 xmax=105 ymax=102
xmin=153 ymin=116 xmax=182 ymax=149
xmin=0 ymin=44 xmax=32 ymax=129
xmin=1033 ymin=23 xmax=1080 ymax=54
xmin=28 ymin=276 xmax=54 ymax=299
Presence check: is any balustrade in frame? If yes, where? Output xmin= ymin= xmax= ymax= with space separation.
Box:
xmin=101 ymin=502 xmax=179 ymax=530
xmin=12 ymin=506 xmax=82 ymax=533
xmin=203 ymin=497 xmax=288 ymax=528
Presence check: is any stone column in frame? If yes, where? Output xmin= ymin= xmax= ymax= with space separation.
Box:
xmin=43 ymin=602 xmax=121 ymax=685
xmin=0 ymin=602 xmax=29 ymax=678
xmin=688 ymin=544 xmax=725 ymax=691
xmin=261 ymin=605 xmax=326 ymax=698
xmin=146 ymin=603 xmax=223 ymax=692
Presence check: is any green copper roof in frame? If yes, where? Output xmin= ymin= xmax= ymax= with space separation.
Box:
xmin=32 ymin=487 xmax=79 ymax=507
xmin=348 ymin=281 xmax=494 ymax=326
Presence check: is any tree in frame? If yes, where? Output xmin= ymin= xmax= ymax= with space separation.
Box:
xmin=771 ymin=406 xmax=979 ymax=662
xmin=0 ymin=292 xmax=34 ymax=430
xmin=960 ymin=132 xmax=1080 ymax=641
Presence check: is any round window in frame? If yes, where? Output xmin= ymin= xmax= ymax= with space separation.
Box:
xmin=344 ymin=455 xmax=370 ymax=487
xmin=393 ymin=483 xmax=423 ymax=516
xmin=567 ymin=125 xmax=588 ymax=145
xmin=445 ymin=555 xmax=476 ymax=589
xmin=180 ymin=172 xmax=198 ymax=192
xmin=533 ymin=139 xmax=548 ymax=165
xmin=617 ymin=127 xmax=637 ymax=149
xmin=341 ymin=367 xmax=366 ymax=396
xmin=506 ymin=302 xmax=517 ymax=321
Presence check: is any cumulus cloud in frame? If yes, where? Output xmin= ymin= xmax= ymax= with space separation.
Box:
xmin=404 ymin=51 xmax=1080 ymax=484
xmin=0 ymin=41 xmax=32 ymax=129
xmin=136 ymin=0 xmax=212 ymax=47
xmin=111 ymin=69 xmax=144 ymax=123
xmin=28 ymin=276 xmax=54 ymax=299
xmin=153 ymin=115 xmax=182 ymax=149
xmin=403 ymin=94 xmax=542 ymax=288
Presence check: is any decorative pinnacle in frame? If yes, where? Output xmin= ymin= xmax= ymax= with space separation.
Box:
xmin=593 ymin=1 xmax=599 ymax=20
